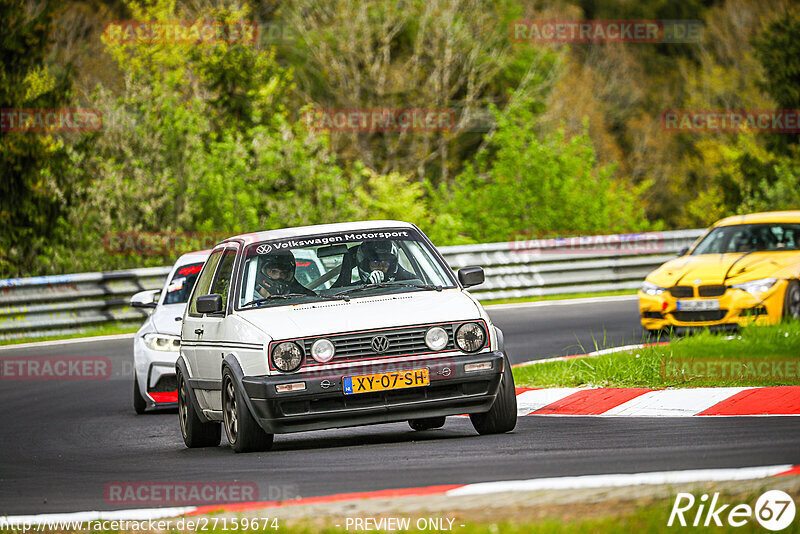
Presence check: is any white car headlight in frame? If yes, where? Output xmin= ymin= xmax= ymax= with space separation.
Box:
xmin=641 ymin=281 xmax=666 ymax=296
xmin=272 ymin=342 xmax=304 ymax=372
xmin=731 ymin=278 xmax=777 ymax=296
xmin=143 ymin=333 xmax=180 ymax=352
xmin=424 ymin=327 xmax=448 ymax=351
xmin=310 ymin=338 xmax=335 ymax=363
xmin=455 ymin=322 xmax=486 ymax=353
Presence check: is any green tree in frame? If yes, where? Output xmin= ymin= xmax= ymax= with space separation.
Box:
xmin=446 ymin=100 xmax=651 ymax=244
xmin=752 ymin=10 xmax=800 ymax=152
xmin=0 ymin=0 xmax=76 ymax=276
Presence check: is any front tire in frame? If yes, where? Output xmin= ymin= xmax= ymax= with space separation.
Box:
xmin=409 ymin=416 xmax=446 ymax=431
xmin=222 ymin=369 xmax=273 ymax=453
xmin=133 ymin=376 xmax=147 ymax=415
xmin=469 ymin=356 xmax=517 ymax=435
xmin=178 ymin=370 xmax=221 ymax=448
xmin=783 ymin=280 xmax=800 ymax=320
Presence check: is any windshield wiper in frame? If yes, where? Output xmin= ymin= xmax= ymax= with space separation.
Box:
xmin=334 ymin=282 xmax=443 ymax=297
xmin=242 ymin=293 xmax=348 ymax=308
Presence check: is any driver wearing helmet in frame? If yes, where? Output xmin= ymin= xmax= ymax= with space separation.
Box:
xmin=356 ymin=241 xmax=415 ymax=284
xmin=256 ymin=249 xmax=315 ymax=297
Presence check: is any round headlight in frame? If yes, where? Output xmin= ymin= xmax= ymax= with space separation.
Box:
xmin=311 ymin=338 xmax=335 ymax=363
xmin=425 ymin=327 xmax=448 ymax=351
xmin=455 ymin=322 xmax=486 ymax=353
xmin=271 ymin=342 xmax=303 ymax=372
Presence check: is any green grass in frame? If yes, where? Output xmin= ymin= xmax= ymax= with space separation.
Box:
xmin=0 ymin=321 xmax=139 ymax=346
xmin=7 ymin=488 xmax=794 ymax=534
xmin=513 ymin=322 xmax=800 ymax=388
xmin=482 ymin=289 xmax=636 ymax=306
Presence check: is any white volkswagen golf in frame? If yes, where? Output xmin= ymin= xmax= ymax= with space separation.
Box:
xmin=178 ymin=221 xmax=517 ymax=452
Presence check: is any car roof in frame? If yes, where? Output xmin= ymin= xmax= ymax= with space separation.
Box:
xmin=217 ymin=220 xmax=417 ymax=246
xmin=714 ymin=211 xmax=800 ymax=227
xmin=174 ymin=250 xmax=212 ymax=264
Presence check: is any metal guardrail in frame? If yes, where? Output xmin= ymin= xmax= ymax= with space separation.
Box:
xmin=0 ymin=229 xmax=705 ymax=340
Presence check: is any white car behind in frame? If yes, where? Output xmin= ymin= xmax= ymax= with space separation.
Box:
xmin=130 ymin=250 xmax=210 ymax=413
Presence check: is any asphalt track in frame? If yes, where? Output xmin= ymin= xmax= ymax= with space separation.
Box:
xmin=1 ymin=297 xmax=798 ymax=515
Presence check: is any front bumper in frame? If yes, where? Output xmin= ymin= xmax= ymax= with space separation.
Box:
xmin=638 ymin=280 xmax=788 ymax=332
xmin=241 ymin=351 xmax=505 ymax=434
xmin=134 ymin=340 xmax=179 ymax=406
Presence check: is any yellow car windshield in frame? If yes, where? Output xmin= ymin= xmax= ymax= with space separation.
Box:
xmin=692 ymin=223 xmax=800 ymax=255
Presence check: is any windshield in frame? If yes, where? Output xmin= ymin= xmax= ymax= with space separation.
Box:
xmin=162 ymin=261 xmax=205 ymax=304
xmin=691 ymin=223 xmax=800 ymax=255
xmin=236 ymin=228 xmax=455 ymax=308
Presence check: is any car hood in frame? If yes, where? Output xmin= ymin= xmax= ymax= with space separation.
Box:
xmin=646 ymin=251 xmax=800 ymax=287
xmin=150 ymin=303 xmax=188 ymax=336
xmin=236 ymin=289 xmax=483 ymax=340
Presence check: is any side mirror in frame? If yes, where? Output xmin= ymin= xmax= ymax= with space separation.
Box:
xmin=677 ymin=247 xmax=689 ymax=257
xmin=196 ymin=294 xmax=223 ymax=314
xmin=458 ymin=266 xmax=485 ymax=288
xmin=130 ymin=289 xmax=158 ymax=309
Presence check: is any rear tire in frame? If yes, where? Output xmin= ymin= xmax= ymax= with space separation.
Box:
xmin=133 ymin=376 xmax=147 ymax=415
xmin=783 ymin=280 xmax=800 ymax=320
xmin=408 ymin=416 xmax=446 ymax=431
xmin=222 ymin=369 xmax=273 ymax=453
xmin=178 ymin=370 xmax=221 ymax=448
xmin=469 ymin=356 xmax=517 ymax=435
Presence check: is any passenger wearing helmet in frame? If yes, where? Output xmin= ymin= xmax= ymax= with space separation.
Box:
xmin=256 ymin=250 xmax=315 ymax=297
xmin=356 ymin=241 xmax=415 ymax=284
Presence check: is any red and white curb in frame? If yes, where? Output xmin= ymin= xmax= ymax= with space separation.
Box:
xmin=3 ymin=465 xmax=798 ymax=526
xmin=513 ymin=386 xmax=800 ymax=416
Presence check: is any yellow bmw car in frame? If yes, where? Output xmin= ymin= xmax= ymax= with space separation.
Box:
xmin=639 ymin=211 xmax=800 ymax=333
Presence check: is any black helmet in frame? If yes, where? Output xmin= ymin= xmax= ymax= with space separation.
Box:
xmin=357 ymin=241 xmax=398 ymax=281
xmin=259 ymin=249 xmax=296 ymax=284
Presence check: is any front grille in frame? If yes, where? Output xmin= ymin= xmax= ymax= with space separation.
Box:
xmin=742 ymin=306 xmax=768 ymax=317
xmin=149 ymin=375 xmax=177 ymax=393
xmin=669 ymin=286 xmax=694 ymax=298
xmin=299 ymin=324 xmax=459 ymax=365
xmin=671 ymin=310 xmax=727 ymax=322
xmin=698 ymin=285 xmax=727 ymax=297
xmin=643 ymin=311 xmax=663 ymax=319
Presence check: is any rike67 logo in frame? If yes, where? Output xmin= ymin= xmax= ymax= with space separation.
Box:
xmin=668 ymin=490 xmax=796 ymax=531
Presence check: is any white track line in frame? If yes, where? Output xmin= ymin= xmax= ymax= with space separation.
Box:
xmin=0 ymin=506 xmax=195 ymax=527
xmin=0 ymin=333 xmax=136 ymax=351
xmin=446 ymin=464 xmax=794 ymax=496
xmin=486 ymin=294 xmax=638 ymax=311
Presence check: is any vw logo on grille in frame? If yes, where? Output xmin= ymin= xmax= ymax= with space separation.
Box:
xmin=370 ymin=335 xmax=390 ymax=353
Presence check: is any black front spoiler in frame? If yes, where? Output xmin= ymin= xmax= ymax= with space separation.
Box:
xmin=241 ymin=351 xmax=505 ymax=434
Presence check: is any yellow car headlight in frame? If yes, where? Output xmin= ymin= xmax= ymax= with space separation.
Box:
xmin=731 ymin=278 xmax=777 ymax=296
xmin=641 ymin=281 xmax=666 ymax=296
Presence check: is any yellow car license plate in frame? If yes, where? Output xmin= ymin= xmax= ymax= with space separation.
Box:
xmin=343 ymin=368 xmax=430 ymax=395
